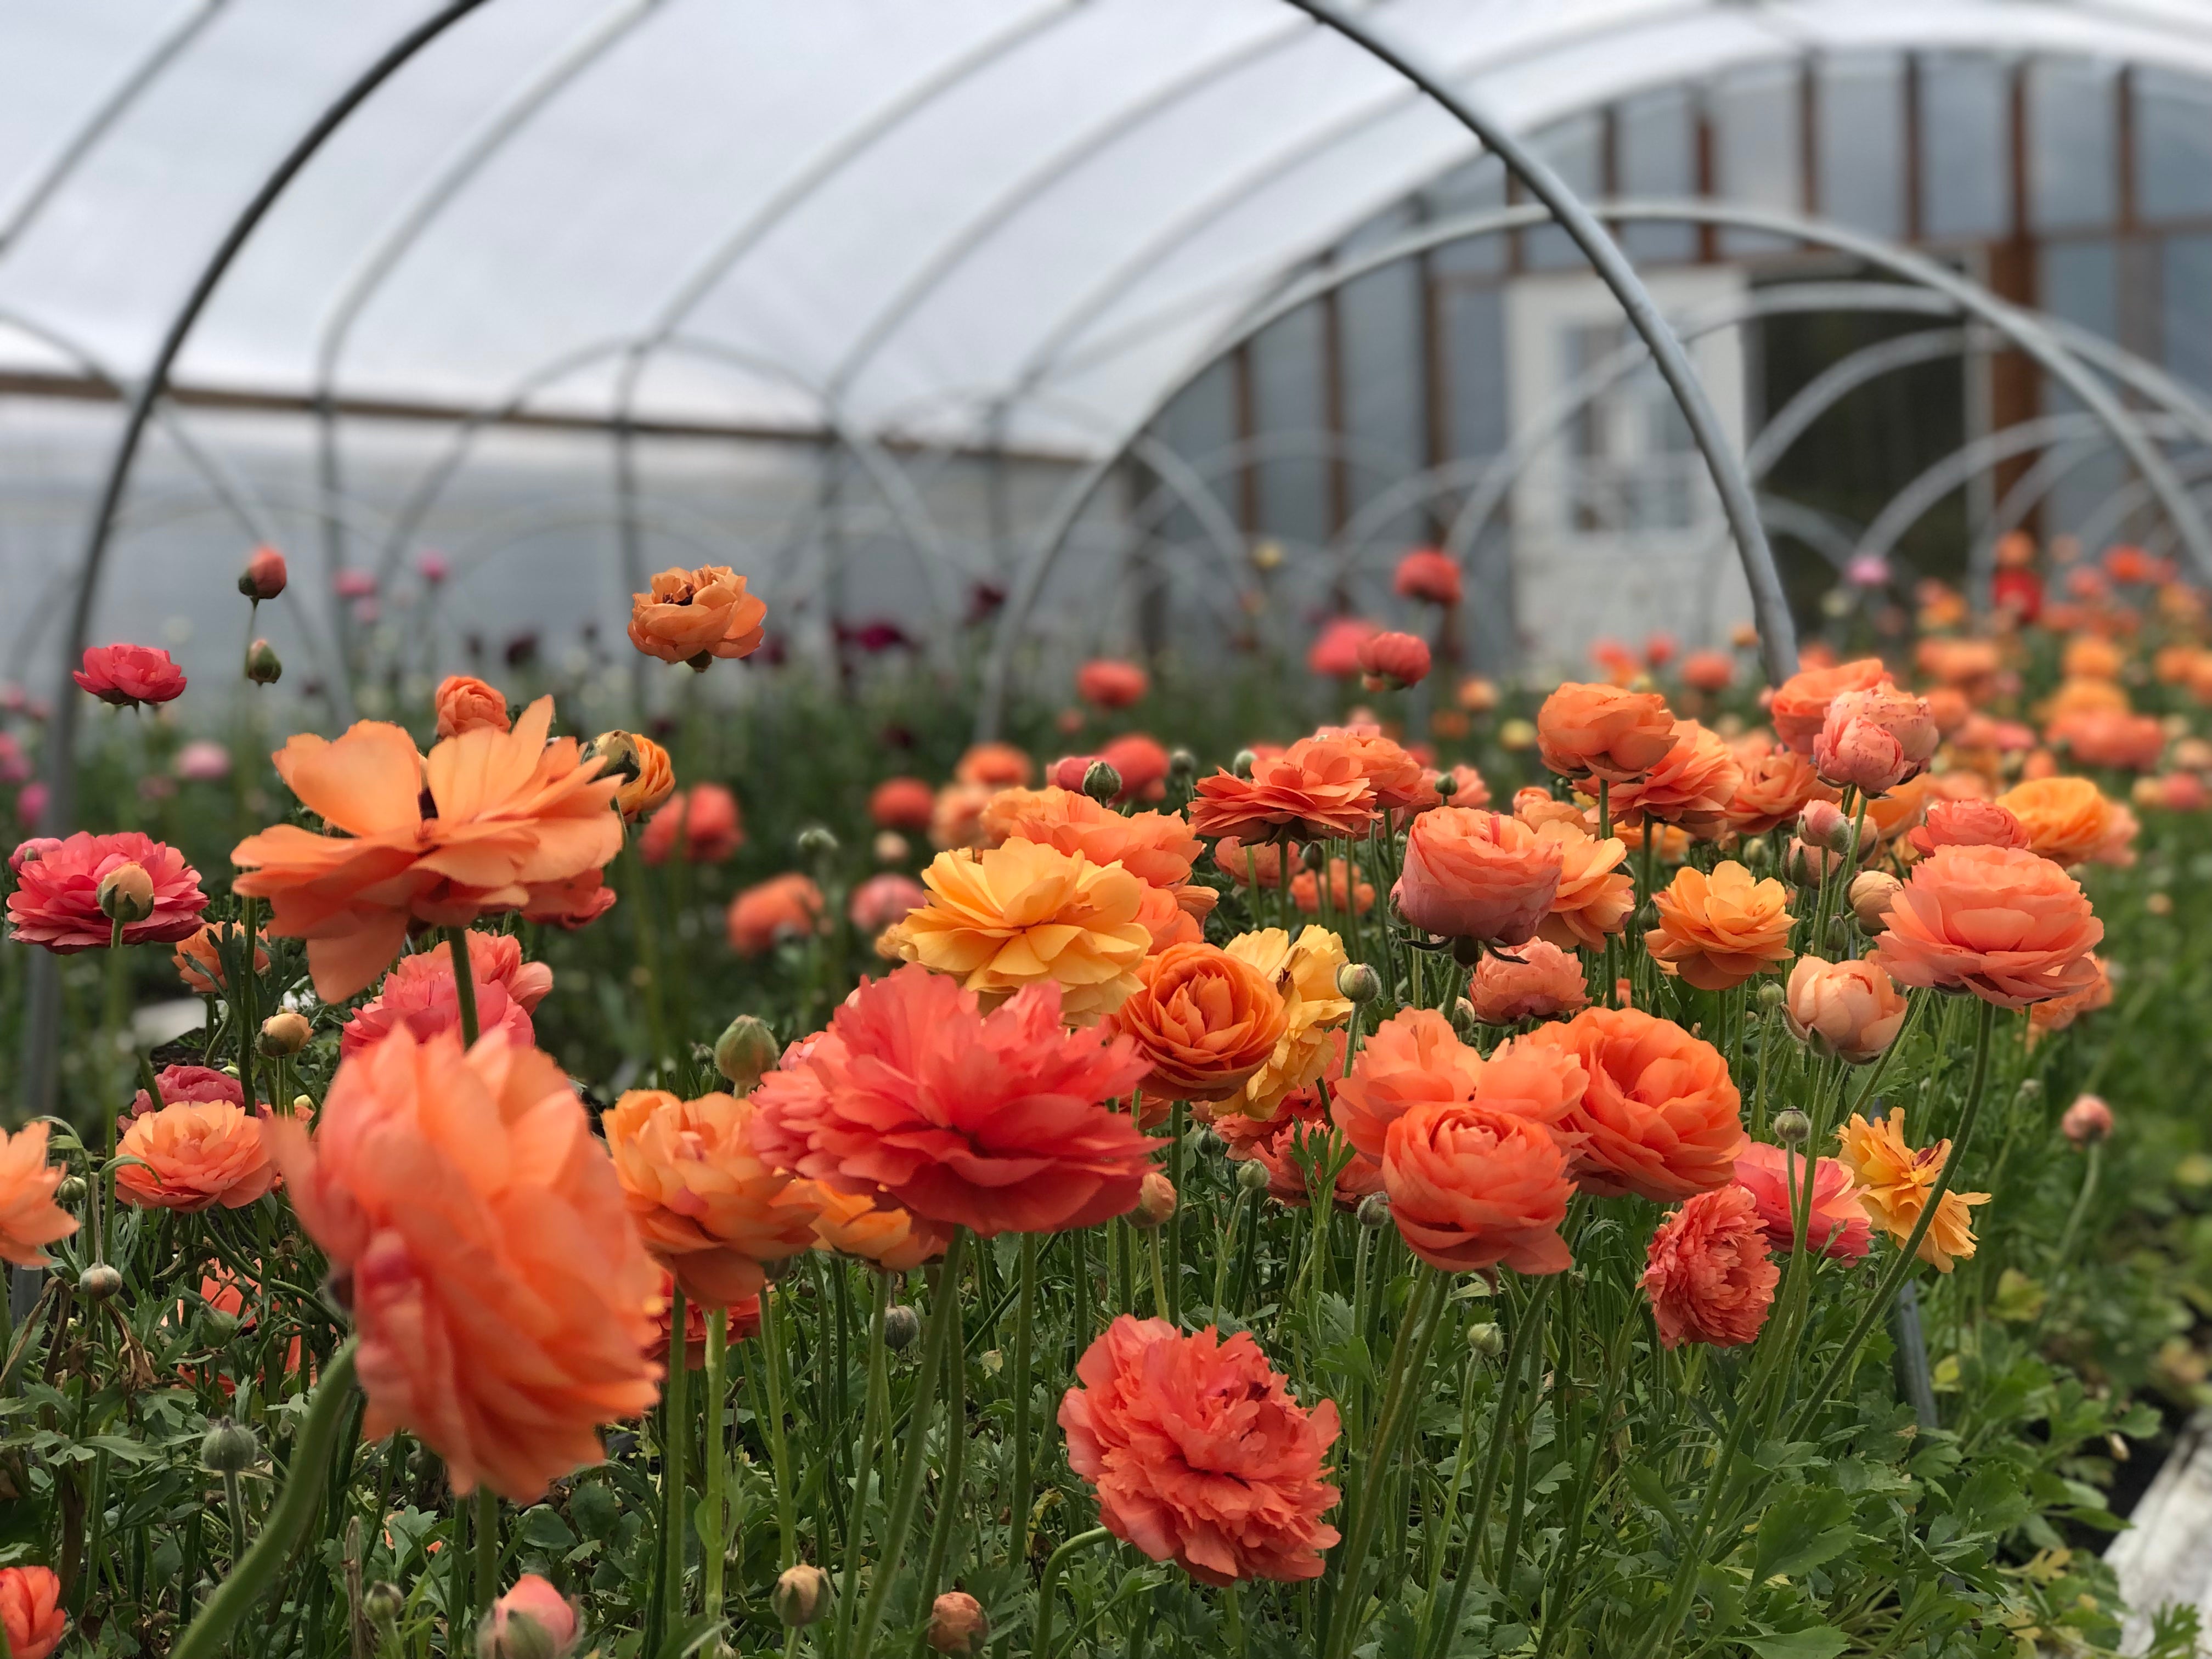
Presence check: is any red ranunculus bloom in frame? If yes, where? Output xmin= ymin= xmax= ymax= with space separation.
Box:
xmin=125 ymin=1063 xmax=242 ymax=1127
xmin=74 ymin=644 xmax=187 ymax=707
xmin=1643 ymin=1185 xmax=1778 ymax=1348
xmin=6 ymin=831 xmax=205 ymax=952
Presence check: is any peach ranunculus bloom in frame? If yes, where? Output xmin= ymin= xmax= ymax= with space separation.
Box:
xmin=1190 ymin=741 xmax=1380 ymax=844
xmin=1524 ymin=1007 xmax=1746 ymax=1203
xmin=1642 ymin=1187 xmax=1778 ymax=1348
xmin=1906 ymin=797 xmax=2028 ymax=856
xmin=432 ymin=674 xmax=509 ymax=739
xmin=230 ymin=698 xmax=622 ymax=1001
xmin=173 ymin=919 xmax=269 ymax=994
xmin=0 ymin=1125 xmax=76 ymax=1267
xmin=1997 ymin=775 xmax=2130 ymax=867
xmin=1212 ymin=836 xmax=1294 ymax=888
xmin=1834 ymin=1109 xmax=1989 ymax=1272
xmin=749 ymin=966 xmax=1153 ymax=1236
xmin=2028 ymin=952 xmax=2113 ymax=1038
xmin=1769 ymin=657 xmax=1888 ymax=753
xmin=1393 ymin=808 xmax=1562 ymax=946
xmin=1384 ymin=1097 xmax=1575 ymax=1274
xmin=2041 ymin=675 xmax=2130 ymax=724
xmin=956 ymin=742 xmax=1034 ymax=789
xmin=1811 ymin=683 xmax=1938 ymax=795
xmin=727 ymin=873 xmax=826 ymax=956
xmin=1732 ymin=1142 xmax=1871 ymax=1260
xmin=1221 ymin=926 xmax=1352 ymax=1118
xmin=341 ymin=930 xmax=552 ymax=1056
xmin=1720 ymin=737 xmax=1833 ymax=838
xmin=1644 ymin=861 xmax=1793 ymax=992
xmin=267 ymin=1029 xmax=661 ymax=1500
xmin=884 ymin=839 xmax=1151 ymax=1021
xmin=640 ymin=783 xmax=743 ymax=866
xmin=1605 ymin=720 xmax=1742 ymax=838
xmin=1309 ymin=725 xmax=1431 ymax=812
xmin=1107 ymin=942 xmax=1289 ymax=1104
xmin=2049 ymin=710 xmax=2166 ymax=771
xmin=1534 ymin=683 xmax=1677 ymax=783
xmin=1465 ymin=938 xmax=1590 ymax=1024
xmin=603 ymin=1088 xmax=821 ymax=1307
xmin=794 ymin=1180 xmax=941 ymax=1272
xmin=588 ymin=731 xmax=674 ymax=822
xmin=1531 ymin=820 xmax=1632 ymax=952
xmin=981 ymin=786 xmax=1214 ymax=949
xmin=2062 ymin=632 xmax=2125 ymax=680
xmin=931 ymin=781 xmax=997 ymax=850
xmin=1290 ymin=859 xmax=1374 ymax=916
xmin=116 ymin=1099 xmax=281 ymax=1211
xmin=1784 ymin=956 xmax=1908 ymax=1063
xmin=627 ymin=565 xmax=767 ymax=667
xmin=1330 ymin=1007 xmax=1485 ymax=1160
xmin=1513 ymin=787 xmax=1591 ymax=833
xmin=0 ymin=1567 xmax=66 ymax=1659
xmin=1869 ymin=843 xmax=2103 ymax=1009
xmin=1060 ymin=1316 xmax=1341 ymax=1586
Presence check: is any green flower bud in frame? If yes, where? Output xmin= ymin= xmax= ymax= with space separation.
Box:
xmin=1336 ymin=963 xmax=1381 ymax=1003
xmin=1467 ymin=1322 xmax=1505 ymax=1359
xmin=1081 ymin=761 xmax=1122 ymax=805
xmin=77 ymin=1263 xmax=122 ymax=1302
xmin=1772 ymin=1109 xmax=1812 ymax=1147
xmin=199 ymin=1417 xmax=259 ymax=1475
xmin=1356 ymin=1193 xmax=1391 ymax=1230
xmin=772 ymin=1564 xmax=830 ymax=1628
xmin=883 ymin=1305 xmax=921 ymax=1351
xmin=712 ymin=1015 xmax=778 ymax=1093
xmin=244 ymin=637 xmax=283 ymax=686
xmin=1235 ymin=1159 xmax=1272 ymax=1194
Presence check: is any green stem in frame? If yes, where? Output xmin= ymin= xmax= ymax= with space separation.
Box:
xmin=1031 ymin=1526 xmax=1111 ymax=1659
xmin=703 ymin=1308 xmax=728 ymax=1622
xmin=445 ymin=927 xmax=480 ymax=1048
xmin=831 ymin=1275 xmax=891 ymax=1659
xmin=910 ymin=1291 xmax=968 ymax=1650
xmin=474 ymin=1488 xmax=497 ymax=1618
xmin=1006 ymin=1236 xmax=1037 ymax=1570
xmin=663 ymin=1283 xmax=689 ymax=1634
xmin=759 ymin=1286 xmax=799 ymax=1571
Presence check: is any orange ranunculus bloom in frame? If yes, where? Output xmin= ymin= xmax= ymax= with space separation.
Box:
xmin=116 ymin=1100 xmax=281 ymax=1212
xmin=1532 ymin=820 xmax=1633 ymax=952
xmin=0 ymin=1567 xmax=66 ymax=1659
xmin=433 ymin=675 xmax=509 ymax=739
xmin=2049 ymin=710 xmax=2166 ymax=772
xmin=1606 ymin=720 xmax=1742 ymax=838
xmin=1514 ymin=787 xmax=1591 ymax=833
xmin=727 ymin=872 xmax=826 ymax=956
xmin=2063 ymin=632 xmax=2125 ymax=680
xmin=1393 ymin=808 xmax=1562 ymax=945
xmin=931 ymin=781 xmax=996 ymax=850
xmin=884 ymin=839 xmax=1150 ymax=1021
xmin=1308 ymin=725 xmax=1430 ymax=812
xmin=1733 ymin=1142 xmax=1870 ymax=1259
xmin=871 ymin=776 xmax=937 ymax=832
xmin=1190 ymin=741 xmax=1379 ymax=843
xmin=604 ymin=1088 xmax=821 ymax=1308
xmin=1784 ymin=956 xmax=1908 ymax=1063
xmin=1525 ymin=1007 xmax=1745 ymax=1202
xmin=1681 ymin=649 xmax=1734 ymax=693
xmin=1077 ymin=659 xmax=1149 ymax=709
xmin=1290 ymin=859 xmax=1374 ymax=916
xmin=1644 ymin=861 xmax=1794 ymax=992
xmin=231 ymin=698 xmax=622 ymax=1001
xmin=1769 ymin=657 xmax=1889 ymax=752
xmin=956 ymin=742 xmax=1034 ymax=789
xmin=640 ymin=783 xmax=743 ymax=866
xmin=1384 ymin=1097 xmax=1574 ymax=1275
xmin=1834 ymin=1109 xmax=1989 ymax=1272
xmin=1915 ymin=636 xmax=2002 ymax=695
xmin=1464 ymin=938 xmax=1589 ymax=1024
xmin=628 ymin=565 xmax=767 ymax=665
xmin=1221 ymin=926 xmax=1352 ymax=1118
xmin=1330 ymin=1007 xmax=1483 ymax=1160
xmin=794 ymin=1181 xmax=940 ymax=1272
xmin=2041 ymin=675 xmax=2130 ymax=724
xmin=1534 ymin=683 xmax=1677 ymax=783
xmin=173 ymin=920 xmax=269 ymax=994
xmin=0 ymin=1125 xmax=76 ymax=1268
xmin=2028 ymin=952 xmax=2112 ymax=1037
xmin=1906 ymin=797 xmax=2028 ymax=856
xmin=1870 ymin=843 xmax=2103 ymax=1008
xmin=1213 ymin=836 xmax=1294 ymax=888
xmin=268 ymin=1029 xmax=661 ymax=1500
xmin=981 ymin=787 xmax=1215 ymax=947
xmin=1061 ymin=1317 xmax=1341 ymax=1586
xmin=1107 ymin=942 xmax=1289 ymax=1104
xmin=1720 ymin=736 xmax=1833 ymax=838
xmin=588 ymin=731 xmax=674 ymax=821
xmin=1642 ymin=1186 xmax=1776 ymax=1348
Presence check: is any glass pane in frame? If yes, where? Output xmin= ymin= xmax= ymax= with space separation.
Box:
xmin=1443 ymin=284 xmax=1505 ymax=460
xmin=1526 ymin=114 xmax=1604 ymax=271
xmin=1713 ymin=63 xmax=1801 ymax=255
xmin=1920 ymin=54 xmax=2007 ymax=240
xmin=1340 ymin=259 xmax=1425 ymax=527
xmin=2164 ymin=235 xmax=2212 ymax=394
xmin=1617 ymin=87 xmax=1697 ymax=263
xmin=2137 ymin=69 xmax=2212 ymax=223
xmin=1424 ymin=155 xmax=1506 ymax=278
xmin=1816 ymin=55 xmax=1904 ymax=239
xmin=1249 ymin=303 xmax=1329 ymax=544
xmin=2038 ymin=240 xmax=2125 ymax=534
xmin=2029 ymin=58 xmax=2117 ymax=233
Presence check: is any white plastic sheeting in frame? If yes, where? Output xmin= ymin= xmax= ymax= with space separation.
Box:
xmin=5 ymin=0 xmax=2212 ymax=457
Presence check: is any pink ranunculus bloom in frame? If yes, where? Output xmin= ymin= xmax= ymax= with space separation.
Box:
xmin=481 ymin=1575 xmax=578 ymax=1659
xmin=73 ymin=644 xmax=187 ymax=707
xmin=173 ymin=740 xmax=233 ymax=782
xmin=0 ymin=735 xmax=27 ymax=785
xmin=334 ymin=570 xmax=377 ymax=600
xmin=638 ymin=784 xmax=743 ymax=866
xmin=340 ymin=932 xmax=551 ymax=1057
xmin=848 ymin=873 xmax=928 ymax=934
xmin=5 ymin=830 xmax=206 ymax=951
xmin=1307 ymin=617 xmax=1380 ymax=679
xmin=1731 ymin=1142 xmax=1871 ymax=1260
xmin=14 ymin=783 xmax=48 ymax=827
xmin=124 ymin=1064 xmax=242 ymax=1130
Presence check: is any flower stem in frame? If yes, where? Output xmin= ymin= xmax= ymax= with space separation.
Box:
xmin=831 ymin=1274 xmax=891 ymax=1659
xmin=702 ymin=1308 xmax=728 ymax=1622
xmin=1030 ymin=1526 xmax=1111 ymax=1659
xmin=662 ymin=1282 xmax=689 ymax=1635
xmin=1005 ymin=1235 xmax=1037 ymax=1570
xmin=758 ymin=1286 xmax=800 ymax=1573
xmin=444 ymin=927 xmax=479 ymax=1047
xmin=474 ymin=1488 xmax=497 ymax=1618
xmin=910 ymin=1288 xmax=967 ymax=1643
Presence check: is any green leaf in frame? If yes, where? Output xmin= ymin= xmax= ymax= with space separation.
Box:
xmin=1742 ymin=1626 xmax=1847 ymax=1659
xmin=1752 ymin=1486 xmax=1857 ymax=1583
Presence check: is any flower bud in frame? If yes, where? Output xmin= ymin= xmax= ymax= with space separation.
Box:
xmin=1356 ymin=1193 xmax=1391 ymax=1231
xmin=1799 ymin=799 xmax=1853 ymax=854
xmin=883 ymin=1305 xmax=921 ymax=1351
xmin=1756 ymin=981 xmax=1786 ymax=1009
xmin=1466 ymin=1322 xmax=1504 ymax=1359
xmin=1336 ymin=962 xmax=1381 ymax=1003
xmin=2062 ymin=1094 xmax=2114 ymax=1146
xmin=1168 ymin=747 xmax=1197 ymax=781
xmin=1081 ymin=760 xmax=1122 ymax=805
xmin=1451 ymin=997 xmax=1480 ymax=1040
xmin=77 ymin=1263 xmax=122 ymax=1302
xmin=1232 ymin=749 xmax=1257 ymax=780
xmin=54 ymin=1175 xmax=85 ymax=1206
xmin=1771 ymin=1109 xmax=1811 ymax=1147
xmin=258 ymin=1009 xmax=312 ymax=1057
xmin=1847 ymin=870 xmax=1903 ymax=934
xmin=1782 ymin=837 xmax=1844 ymax=888
xmin=771 ymin=1564 xmax=830 ymax=1628
xmin=477 ymin=1575 xmax=578 ymax=1659
xmin=713 ymin=1015 xmax=778 ymax=1092
xmin=245 ymin=637 xmax=283 ymax=685
xmin=97 ymin=862 xmax=156 ymax=925
xmin=795 ymin=825 xmax=839 ymax=862
xmin=1130 ymin=1171 xmax=1177 ymax=1229
xmin=927 ymin=1590 xmax=988 ymax=1655
xmin=362 ymin=1583 xmax=404 ymax=1628
xmin=199 ymin=1417 xmax=259 ymax=1474
xmin=1235 ymin=1159 xmax=1272 ymax=1194
xmin=2016 ymin=1078 xmax=2042 ymax=1102
xmin=238 ymin=545 xmax=288 ymax=601
xmin=1740 ymin=835 xmax=1771 ymax=869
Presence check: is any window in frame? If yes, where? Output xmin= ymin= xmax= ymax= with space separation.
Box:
xmin=1713 ymin=63 xmax=1801 ymax=255
xmin=2137 ymin=69 xmax=2212 ymax=222
xmin=2029 ymin=58 xmax=2117 ymax=232
xmin=1920 ymin=54 xmax=2007 ymax=240
xmin=1816 ymin=55 xmax=1905 ymax=239
xmin=1617 ymin=87 xmax=1697 ymax=263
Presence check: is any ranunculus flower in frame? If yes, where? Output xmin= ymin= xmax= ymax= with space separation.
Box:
xmin=1605 ymin=720 xmax=1742 ymax=838
xmin=0 ymin=1566 xmax=66 ymax=1659
xmin=627 ymin=565 xmax=766 ymax=665
xmin=124 ymin=1063 xmax=241 ymax=1124
xmin=848 ymin=872 xmax=928 ymax=935
xmin=955 ymin=742 xmax=1033 ymax=788
xmin=1465 ymin=938 xmax=1589 ymax=1024
xmin=1784 ymin=956 xmax=1907 ymax=1063
xmin=172 ymin=921 xmax=268 ymax=994
xmin=240 ymin=544 xmax=288 ymax=601
xmin=1393 ymin=808 xmax=1562 ymax=946
xmin=1060 ymin=1316 xmax=1341 ymax=1585
xmin=1681 ymin=649 xmax=1734 ymax=692
xmin=981 ymin=786 xmax=1211 ymax=947
xmin=1769 ymin=657 xmax=1888 ymax=752
xmin=727 ymin=873 xmax=826 ymax=956
xmin=1290 ymin=858 xmax=1374 ymax=916
xmin=0 ymin=1125 xmax=77 ymax=1268
xmin=796 ymin=1181 xmax=940 ymax=1271
xmin=1532 ymin=820 xmax=1633 ymax=952
xmin=1835 ymin=1109 xmax=1989 ymax=1272
xmin=2049 ymin=710 xmax=2166 ymax=771
xmin=870 ymin=776 xmax=936 ymax=832
xmin=1870 ymin=843 xmax=2103 ymax=1008
xmin=1997 ymin=775 xmax=2129 ymax=867
xmin=1907 ymin=797 xmax=2029 ymax=856
xmin=1385 ymin=1096 xmax=1574 ymax=1274
xmin=1393 ymin=548 xmax=1462 ymax=606
xmin=1644 ymin=861 xmax=1794 ymax=991
xmin=927 ymin=1591 xmax=988 ymax=1655
xmin=115 ymin=1099 xmax=280 ymax=1211
xmin=1356 ymin=630 xmax=1431 ymax=689
xmin=7 ymin=831 xmax=205 ymax=952
xmin=1535 ymin=683 xmax=1677 ymax=783
xmin=1525 ymin=1007 xmax=1746 ymax=1202
xmin=1107 ymin=942 xmax=1288 ymax=1104
xmin=1642 ymin=1186 xmax=1777 ymax=1348
xmin=269 ymin=1029 xmax=661 ymax=1500
xmin=1215 ymin=1039 xmax=1381 ymax=1209
xmin=1077 ymin=659 xmax=1149 ymax=709
xmin=341 ymin=932 xmax=552 ymax=1056
xmin=1308 ymin=725 xmax=1431 ymax=812
xmin=1214 ymin=837 xmax=1294 ymax=888
xmin=74 ymin=643 xmax=187 ymax=707
xmin=1812 ymin=683 xmax=1938 ymax=794
xmin=2029 ymin=953 xmax=2112 ymax=1036
xmin=748 ymin=965 xmax=1153 ymax=1236
xmin=1331 ymin=1007 xmax=1485 ymax=1159
xmin=481 ymin=1575 xmax=579 ymax=1659
xmin=432 ymin=674 xmax=509 ymax=739
xmin=521 ymin=869 xmax=617 ymax=931
xmin=640 ymin=783 xmax=743 ymax=866
xmin=1220 ymin=925 xmax=1352 ymax=1118
xmin=2062 ymin=1094 xmax=2114 ymax=1145
xmin=1101 ymin=733 xmax=1173 ymax=803
xmin=174 ymin=740 xmax=233 ymax=782
xmin=1720 ymin=737 xmax=1832 ymax=838
xmin=1732 ymin=1142 xmax=1870 ymax=1259
xmin=1308 ymin=617 xmax=1379 ymax=679
xmin=930 ymin=782 xmax=995 ymax=850
xmin=1191 ymin=742 xmax=1379 ymax=844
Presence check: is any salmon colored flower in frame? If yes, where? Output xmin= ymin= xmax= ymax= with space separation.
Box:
xmin=1384 ymin=1097 xmax=1575 ymax=1274
xmin=1465 ymin=938 xmax=1589 ymax=1024
xmin=640 ymin=784 xmax=743 ymax=866
xmin=1221 ymin=926 xmax=1353 ymax=1118
xmin=2028 ymin=953 xmax=2112 ymax=1036
xmin=1356 ymin=630 xmax=1431 ymax=689
xmin=1870 ymin=843 xmax=2103 ymax=1008
xmin=1525 ymin=1007 xmax=1745 ymax=1202
xmin=2049 ymin=710 xmax=2165 ymax=771
xmin=2062 ymin=1094 xmax=2114 ymax=1144
xmin=341 ymin=932 xmax=552 ymax=1056
xmin=2043 ymin=675 xmax=2130 ymax=723
xmin=628 ymin=565 xmax=767 ymax=666
xmin=588 ymin=731 xmax=674 ymax=821
xmin=1077 ymin=659 xmax=1149 ymax=709
xmin=1732 ymin=1143 xmax=1870 ymax=1259
xmin=1513 ymin=787 xmax=1587 ymax=833
xmin=1681 ymin=650 xmax=1734 ymax=693
xmin=74 ymin=643 xmax=187 ymax=707
xmin=1720 ymin=736 xmax=1832 ymax=838
xmin=0 ymin=1566 xmax=66 ymax=1659
xmin=522 ymin=869 xmax=617 ymax=931
xmin=849 ymin=872 xmax=928 ymax=935
xmin=749 ymin=966 xmax=1153 ymax=1235
xmin=1532 ymin=820 xmax=1633 ymax=952
xmin=1108 ymin=943 xmax=1289 ymax=1104
xmin=173 ymin=919 xmax=268 ymax=994
xmin=1330 ymin=1008 xmax=1484 ymax=1160
xmin=796 ymin=1181 xmax=940 ymax=1271
xmin=1835 ymin=1109 xmax=1989 ymax=1271
xmin=267 ymin=1029 xmax=661 ymax=1500
xmin=432 ymin=675 xmax=509 ymax=739
xmin=1102 ymin=733 xmax=1173 ymax=803
xmin=116 ymin=1099 xmax=280 ymax=1211
xmin=481 ymin=1574 xmax=579 ymax=1659
xmin=1060 ymin=1316 xmax=1342 ymax=1586
xmin=727 ymin=873 xmax=826 ymax=956
xmin=1606 ymin=721 xmax=1742 ymax=837
xmin=932 ymin=782 xmax=996 ymax=850
xmin=1642 ymin=1187 xmax=1776 ymax=1348
xmin=604 ymin=1088 xmax=820 ymax=1307
xmin=1308 ymin=617 xmax=1379 ymax=679
xmin=885 ymin=839 xmax=1150 ymax=1021
xmin=1310 ymin=725 xmax=1431 ymax=812
xmin=8 ymin=830 xmax=205 ymax=952
xmin=1915 ymin=637 xmax=2002 ymax=695
xmin=1770 ymin=657 xmax=1888 ymax=752
xmin=1813 ymin=683 xmax=1938 ymax=794
xmin=0 ymin=1125 xmax=76 ymax=1268
xmin=1906 ymin=798 xmax=2029 ymax=856
xmin=1393 ymin=548 xmax=1462 ymax=606
xmin=1290 ymin=859 xmax=1374 ymax=916
xmin=1393 ymin=808 xmax=1562 ymax=945
xmin=1784 ymin=956 xmax=1908 ymax=1063
xmin=124 ymin=1063 xmax=240 ymax=1124
xmin=955 ymin=743 xmax=1033 ymax=788
xmin=1535 ymin=683 xmax=1677 ymax=783
xmin=1214 ymin=837 xmax=1294 ymax=888
xmin=1645 ymin=861 xmax=1794 ymax=991
xmin=1190 ymin=742 xmax=1379 ymax=843
xmin=871 ymin=776 xmax=937 ymax=832
xmin=231 ymin=698 xmax=622 ymax=1001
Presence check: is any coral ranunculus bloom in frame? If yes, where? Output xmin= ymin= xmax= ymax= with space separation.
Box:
xmin=1535 ymin=683 xmax=1677 ymax=783
xmin=640 ymin=783 xmax=744 ymax=866
xmin=1308 ymin=617 xmax=1380 ymax=679
xmin=797 ymin=1180 xmax=941 ymax=1271
xmin=955 ymin=742 xmax=1034 ymax=789
xmin=1393 ymin=547 xmax=1463 ymax=606
xmin=1644 ymin=861 xmax=1794 ymax=991
xmin=849 ymin=872 xmax=928 ymax=935
xmin=2029 ymin=953 xmax=2113 ymax=1036
xmin=173 ymin=920 xmax=268 ymax=994
xmin=1681 ymin=648 xmax=1734 ymax=692
xmin=1309 ymin=725 xmax=1430 ymax=812
xmin=1191 ymin=742 xmax=1379 ymax=844
xmin=1784 ymin=956 xmax=1908 ymax=1063
xmin=1870 ymin=843 xmax=2103 ymax=1008
xmin=1108 ymin=942 xmax=1289 ymax=1104
xmin=1835 ymin=1109 xmax=1989 ymax=1272
xmin=230 ymin=698 xmax=622 ymax=1001
xmin=1102 ymin=733 xmax=1173 ymax=802
xmin=1393 ymin=808 xmax=1563 ymax=946
xmin=0 ymin=1125 xmax=76 ymax=1268
xmin=1290 ymin=859 xmax=1374 ymax=916
xmin=1384 ymin=1098 xmax=1575 ymax=1274
xmin=0 ymin=1566 xmax=66 ymax=1659
xmin=1812 ymin=683 xmax=1938 ymax=795
xmin=1642 ymin=1186 xmax=1778 ymax=1348
xmin=870 ymin=776 xmax=937 ymax=832
xmin=1077 ymin=659 xmax=1150 ymax=709
xmin=727 ymin=872 xmax=826 ymax=956
xmin=125 ymin=1063 xmax=240 ymax=1124
xmin=1605 ymin=720 xmax=1743 ymax=838
xmin=432 ymin=674 xmax=509 ymax=739
xmin=1220 ymin=925 xmax=1352 ymax=1118
xmin=1526 ymin=1007 xmax=1745 ymax=1202
xmin=1356 ymin=630 xmax=1431 ymax=689
xmin=1732 ymin=1142 xmax=1871 ymax=1260
xmin=74 ymin=643 xmax=187 ymax=707
xmin=1060 ymin=1316 xmax=1342 ymax=1586
xmin=1465 ymin=938 xmax=1590 ymax=1024
xmin=604 ymin=1088 xmax=820 ymax=1307
xmin=1532 ymin=820 xmax=1633 ymax=952
xmin=341 ymin=932 xmax=552 ymax=1057
xmin=627 ymin=565 xmax=768 ymax=665
xmin=1720 ymin=738 xmax=1832 ymax=838
xmin=1331 ymin=1007 xmax=1485 ymax=1160
xmin=749 ymin=965 xmax=1153 ymax=1236
xmin=8 ymin=831 xmax=206 ymax=952
xmin=1769 ymin=657 xmax=1888 ymax=753
xmin=268 ymin=1029 xmax=661 ymax=1500
xmin=2050 ymin=710 xmax=2166 ymax=771
xmin=115 ymin=1100 xmax=280 ymax=1211
xmin=1907 ymin=798 xmax=2029 ymax=856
